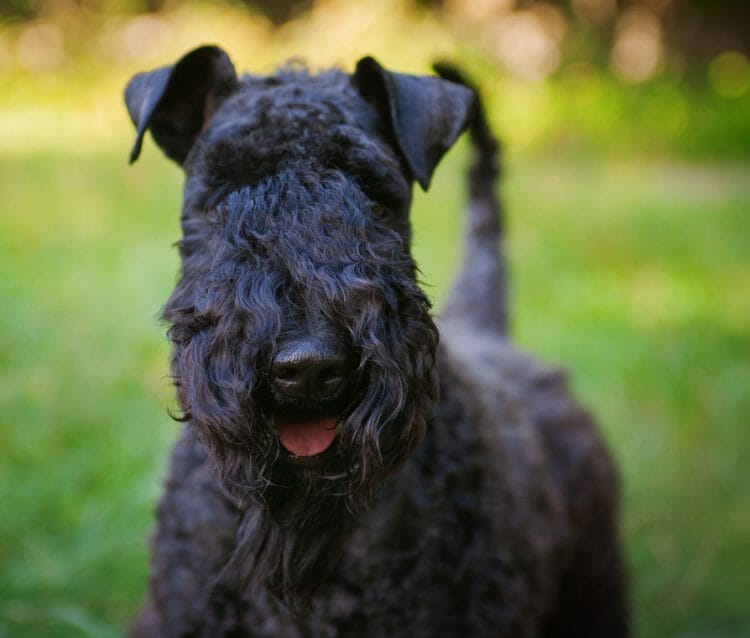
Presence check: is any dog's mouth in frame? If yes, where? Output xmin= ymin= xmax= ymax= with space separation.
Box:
xmin=265 ymin=340 xmax=358 ymax=460
xmin=274 ymin=414 xmax=340 ymax=458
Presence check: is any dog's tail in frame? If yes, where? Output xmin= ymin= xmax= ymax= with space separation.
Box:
xmin=434 ymin=63 xmax=507 ymax=337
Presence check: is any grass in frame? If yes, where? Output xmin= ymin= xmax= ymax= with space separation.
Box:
xmin=0 ymin=143 xmax=748 ymax=637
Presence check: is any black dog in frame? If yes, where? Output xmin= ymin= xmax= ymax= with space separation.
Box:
xmin=125 ymin=46 xmax=628 ymax=637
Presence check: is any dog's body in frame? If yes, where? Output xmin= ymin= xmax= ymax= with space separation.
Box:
xmin=126 ymin=47 xmax=628 ymax=637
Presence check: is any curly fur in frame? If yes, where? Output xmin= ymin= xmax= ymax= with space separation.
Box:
xmin=165 ymin=162 xmax=437 ymax=602
xmin=125 ymin=50 xmax=629 ymax=637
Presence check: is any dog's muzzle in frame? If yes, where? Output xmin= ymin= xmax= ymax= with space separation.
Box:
xmin=269 ymin=339 xmax=355 ymax=458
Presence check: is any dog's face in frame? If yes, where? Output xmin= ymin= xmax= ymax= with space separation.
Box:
xmin=126 ymin=46 xmax=474 ymax=601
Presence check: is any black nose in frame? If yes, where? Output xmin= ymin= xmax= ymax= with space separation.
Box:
xmin=270 ymin=341 xmax=351 ymax=399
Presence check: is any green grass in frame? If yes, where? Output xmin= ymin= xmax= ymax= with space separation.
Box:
xmin=0 ymin=146 xmax=748 ymax=637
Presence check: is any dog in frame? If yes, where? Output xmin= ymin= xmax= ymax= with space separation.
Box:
xmin=125 ymin=45 xmax=629 ymax=637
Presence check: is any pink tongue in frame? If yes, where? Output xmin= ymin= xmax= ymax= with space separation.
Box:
xmin=276 ymin=416 xmax=338 ymax=457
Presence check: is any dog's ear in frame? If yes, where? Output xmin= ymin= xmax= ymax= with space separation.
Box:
xmin=352 ymin=56 xmax=476 ymax=190
xmin=125 ymin=45 xmax=238 ymax=165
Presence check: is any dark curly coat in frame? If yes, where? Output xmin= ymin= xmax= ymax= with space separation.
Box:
xmin=124 ymin=46 xmax=629 ymax=637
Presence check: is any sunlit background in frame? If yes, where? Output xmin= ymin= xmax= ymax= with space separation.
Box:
xmin=1 ymin=1 xmax=748 ymax=636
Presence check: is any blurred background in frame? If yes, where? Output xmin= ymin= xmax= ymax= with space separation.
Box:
xmin=0 ymin=1 xmax=748 ymax=636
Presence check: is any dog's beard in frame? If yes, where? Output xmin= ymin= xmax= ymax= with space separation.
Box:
xmin=232 ymin=453 xmax=360 ymax=607
xmin=170 ymin=308 xmax=438 ymax=605
xmin=208 ymin=360 xmax=436 ymax=607
xmin=170 ymin=320 xmax=438 ymax=606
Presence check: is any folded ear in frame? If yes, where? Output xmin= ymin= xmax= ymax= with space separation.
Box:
xmin=352 ymin=56 xmax=476 ymax=190
xmin=124 ymin=45 xmax=238 ymax=165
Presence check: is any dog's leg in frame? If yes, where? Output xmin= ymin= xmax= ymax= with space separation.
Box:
xmin=435 ymin=65 xmax=507 ymax=337
xmin=537 ymin=406 xmax=630 ymax=638
xmin=543 ymin=498 xmax=630 ymax=637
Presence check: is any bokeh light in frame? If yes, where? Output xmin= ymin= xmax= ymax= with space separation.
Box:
xmin=709 ymin=51 xmax=750 ymax=98
xmin=610 ymin=6 xmax=663 ymax=84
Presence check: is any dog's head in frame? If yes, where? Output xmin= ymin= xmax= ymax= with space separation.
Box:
xmin=126 ymin=45 xmax=474 ymax=602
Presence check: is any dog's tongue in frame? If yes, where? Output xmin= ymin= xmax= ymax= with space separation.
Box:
xmin=276 ymin=416 xmax=338 ymax=457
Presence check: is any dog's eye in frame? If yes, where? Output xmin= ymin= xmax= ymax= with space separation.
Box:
xmin=371 ymin=204 xmax=389 ymax=220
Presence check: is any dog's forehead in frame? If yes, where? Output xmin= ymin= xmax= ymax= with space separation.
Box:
xmin=189 ymin=68 xmax=408 ymax=207
xmin=220 ymin=69 xmax=359 ymax=128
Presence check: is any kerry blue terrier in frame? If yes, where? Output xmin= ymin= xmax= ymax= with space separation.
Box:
xmin=125 ymin=45 xmax=629 ymax=637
